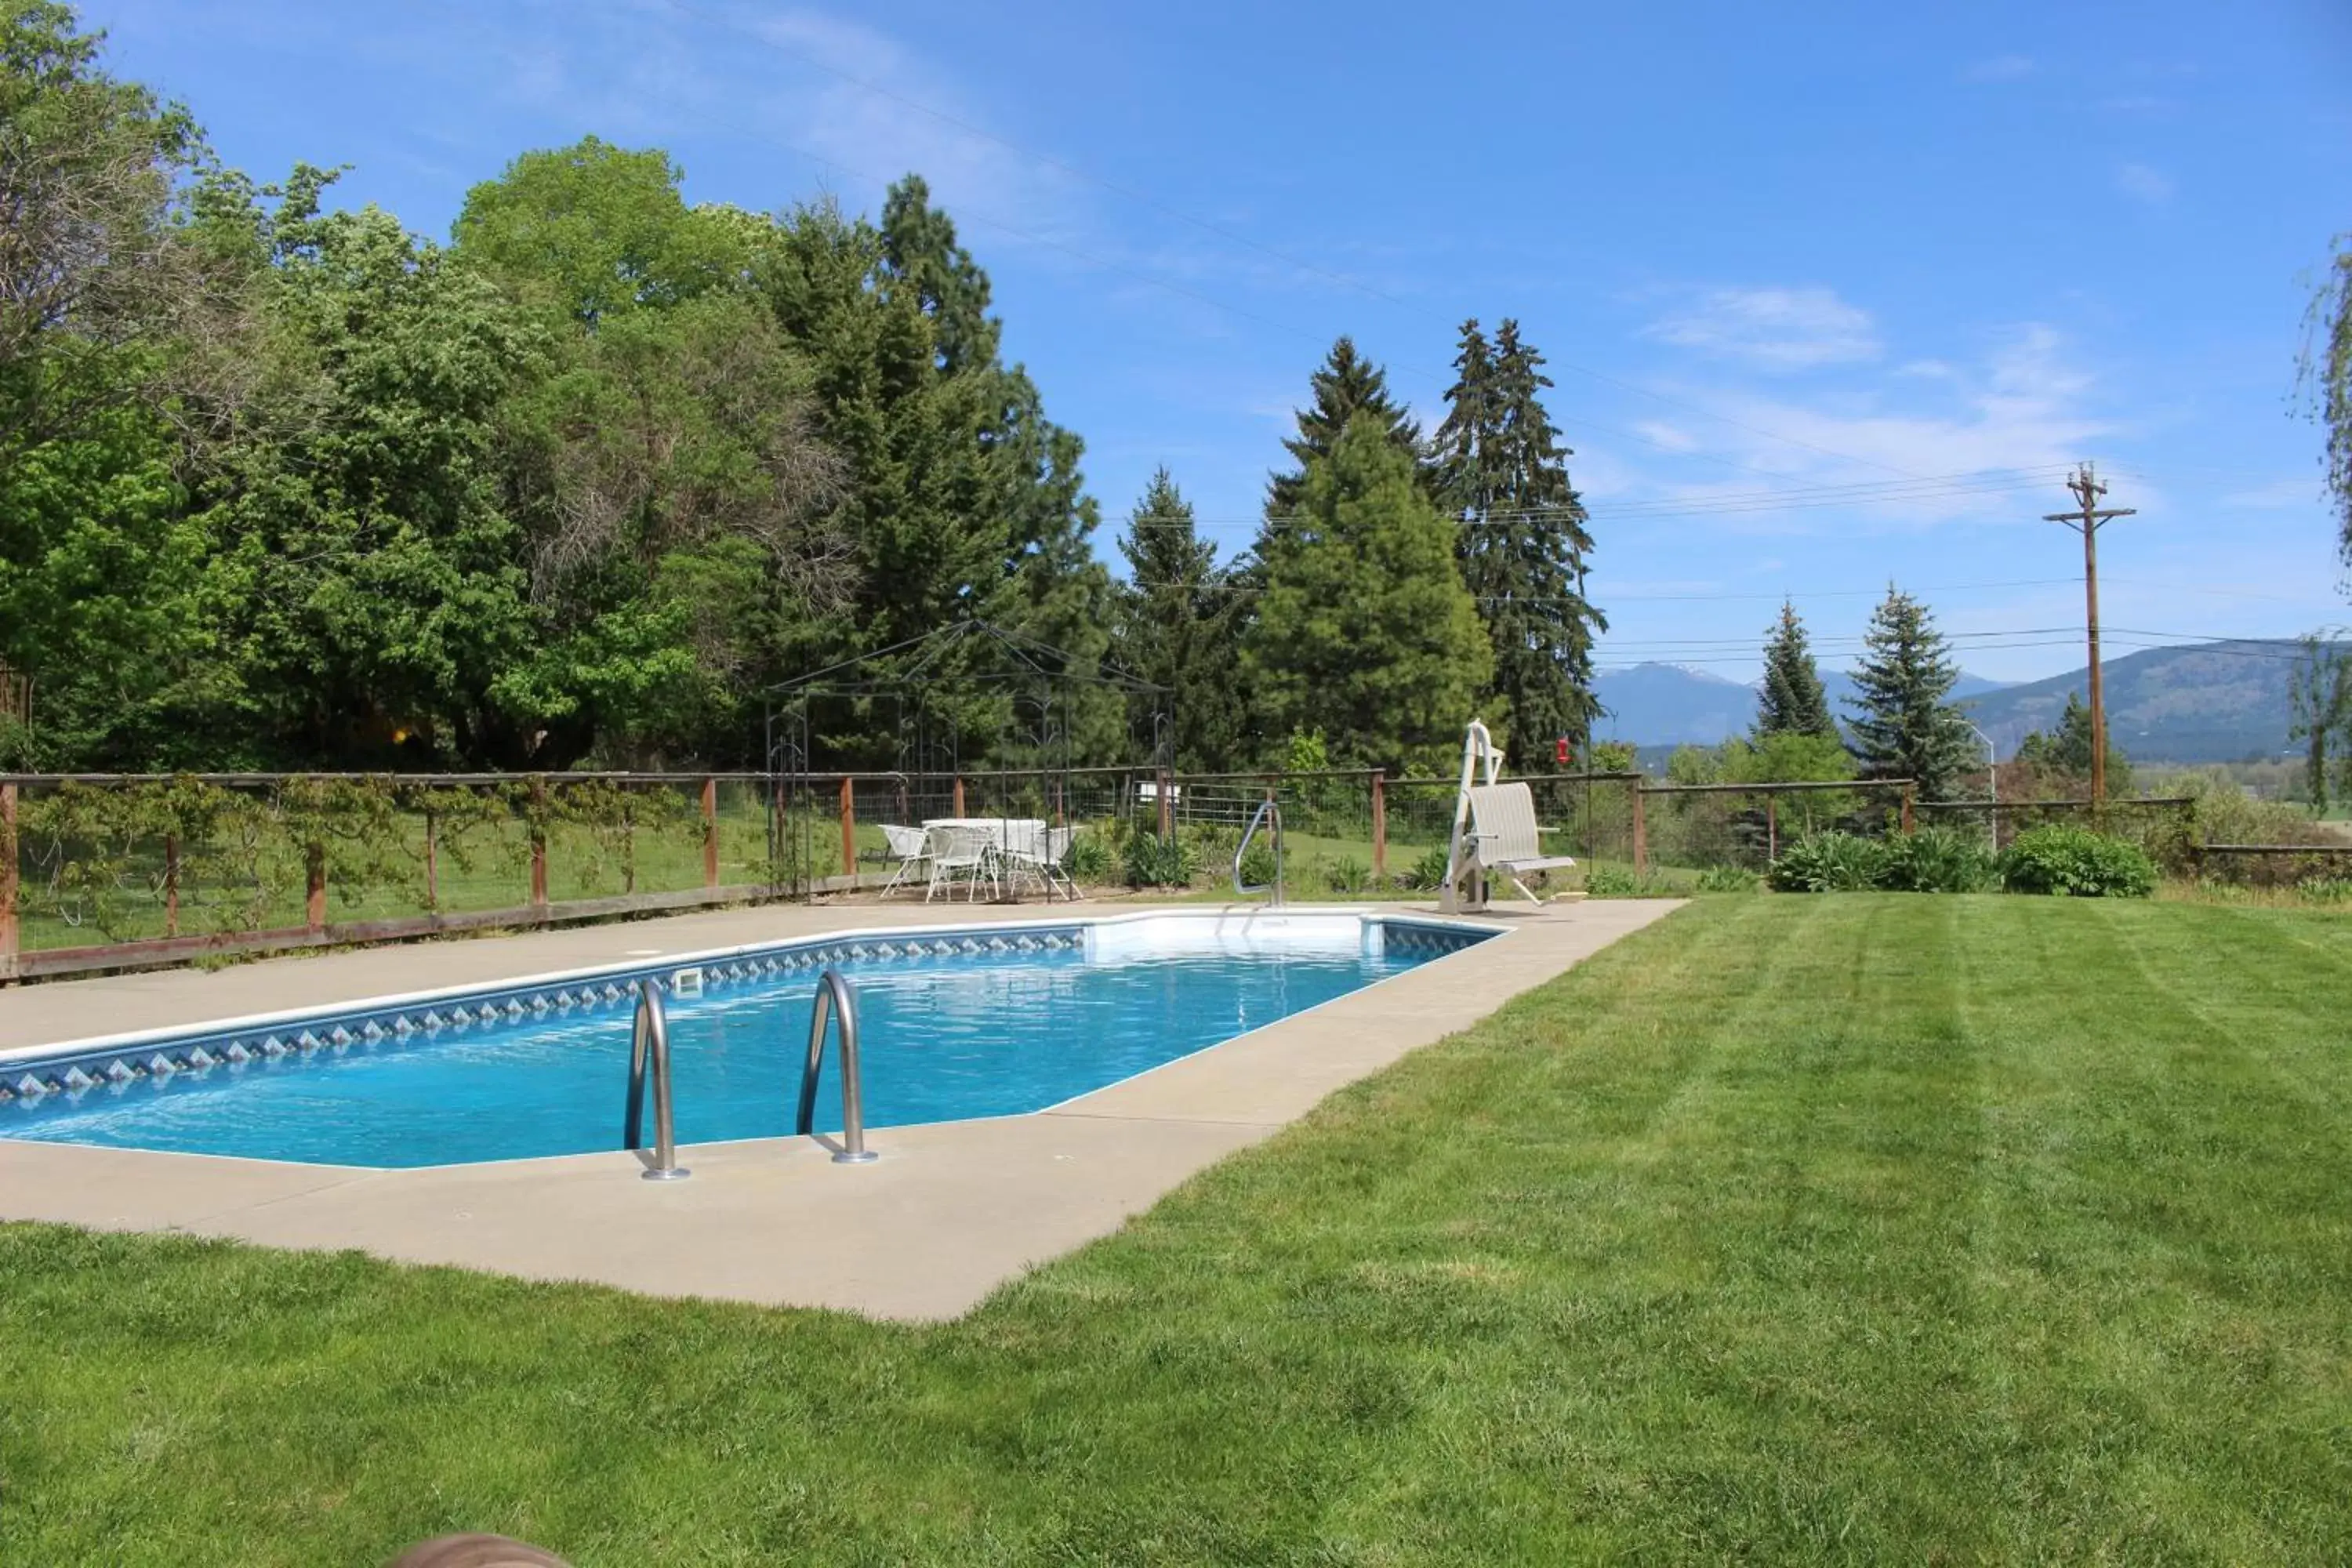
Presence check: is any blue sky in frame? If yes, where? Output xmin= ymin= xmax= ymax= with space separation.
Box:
xmin=85 ymin=0 xmax=2352 ymax=682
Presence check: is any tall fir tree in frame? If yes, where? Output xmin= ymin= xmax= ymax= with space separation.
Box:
xmin=1242 ymin=418 xmax=1492 ymax=773
xmin=1263 ymin=336 xmax=1422 ymax=519
xmin=1754 ymin=600 xmax=1838 ymax=739
xmin=1436 ymin=318 xmax=1603 ymax=767
xmin=878 ymin=176 xmax=1113 ymax=751
xmin=1846 ymin=586 xmax=1974 ymax=799
xmin=1115 ymin=470 xmax=1242 ymax=770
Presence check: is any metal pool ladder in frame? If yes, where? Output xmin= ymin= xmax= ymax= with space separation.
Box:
xmin=1234 ymin=797 xmax=1284 ymax=906
xmin=795 ymin=966 xmax=878 ymax=1164
xmin=622 ymin=977 xmax=690 ymax=1181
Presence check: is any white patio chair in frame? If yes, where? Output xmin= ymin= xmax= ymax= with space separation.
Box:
xmin=1040 ymin=826 xmax=1078 ymax=898
xmin=924 ymin=822 xmax=998 ymax=903
xmin=1463 ymin=782 xmax=1577 ymax=904
xmin=877 ymin=824 xmax=930 ymax=898
xmin=1002 ymin=822 xmax=1076 ymax=901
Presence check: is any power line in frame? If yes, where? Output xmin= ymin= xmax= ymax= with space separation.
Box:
xmin=1118 ymin=465 xmax=2082 ymax=533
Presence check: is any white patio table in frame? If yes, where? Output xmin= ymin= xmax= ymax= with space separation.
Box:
xmin=919 ymin=818 xmax=1047 ymax=902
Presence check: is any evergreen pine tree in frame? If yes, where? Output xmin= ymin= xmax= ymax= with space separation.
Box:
xmin=1430 ymin=318 xmax=1501 ymax=526
xmin=859 ymin=177 xmax=1118 ymax=759
xmin=1440 ymin=319 xmax=1604 ymax=767
xmin=1846 ymin=586 xmax=1975 ymax=799
xmin=1754 ymin=600 xmax=1838 ymax=739
xmin=1242 ymin=418 xmax=1492 ymax=773
xmin=2016 ymin=691 xmax=2132 ymax=793
xmin=1115 ymin=470 xmax=1242 ymax=770
xmin=1264 ymin=336 xmax=1422 ymax=518
xmin=877 ymin=173 xmax=999 ymax=374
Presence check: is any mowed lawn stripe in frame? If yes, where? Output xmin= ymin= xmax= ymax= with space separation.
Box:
xmin=1957 ymin=898 xmax=2352 ymax=1562
xmin=2 ymin=896 xmax=2348 ymax=1565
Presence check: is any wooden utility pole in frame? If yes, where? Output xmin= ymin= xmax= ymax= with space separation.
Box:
xmin=2043 ymin=464 xmax=2135 ymax=804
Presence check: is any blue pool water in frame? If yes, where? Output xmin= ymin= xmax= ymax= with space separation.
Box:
xmin=1 ymin=935 xmax=1464 ymax=1168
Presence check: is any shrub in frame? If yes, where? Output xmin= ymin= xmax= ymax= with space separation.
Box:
xmin=1406 ymin=844 xmax=1453 ymax=891
xmin=1999 ymin=825 xmax=2157 ymax=898
xmin=2299 ymin=877 xmax=2352 ymax=906
xmin=1583 ymin=866 xmax=1678 ymax=898
xmin=1694 ymin=865 xmax=1762 ymax=893
xmin=1768 ymin=832 xmax=1889 ymax=892
xmin=1236 ymin=839 xmax=1277 ymax=891
xmin=1060 ymin=829 xmax=1112 ymax=884
xmin=1880 ymin=825 xmax=1997 ymax=893
xmin=1323 ymin=855 xmax=1370 ymax=896
xmin=1121 ymin=833 xmax=1199 ymax=889
xmin=1583 ymin=866 xmax=1638 ymax=897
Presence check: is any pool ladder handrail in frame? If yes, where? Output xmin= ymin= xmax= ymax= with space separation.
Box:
xmin=622 ymin=977 xmax=690 ymax=1181
xmin=795 ymin=966 xmax=878 ymax=1164
xmin=1234 ymin=797 xmax=1284 ymax=907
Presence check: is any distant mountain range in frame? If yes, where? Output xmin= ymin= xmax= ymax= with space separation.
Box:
xmin=1595 ymin=639 xmax=2310 ymax=764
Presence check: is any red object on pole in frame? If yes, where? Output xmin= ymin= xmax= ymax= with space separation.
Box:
xmin=1555 ymin=737 xmax=1571 ymax=766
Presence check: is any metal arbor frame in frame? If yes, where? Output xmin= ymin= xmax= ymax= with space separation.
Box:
xmin=760 ymin=619 xmax=1172 ymax=900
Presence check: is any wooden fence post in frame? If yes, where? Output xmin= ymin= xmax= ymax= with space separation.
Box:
xmin=839 ymin=776 xmax=857 ymax=879
xmin=305 ymin=837 xmax=327 ymax=933
xmin=953 ymin=775 xmax=967 ymax=817
xmin=423 ymin=809 xmax=439 ymax=910
xmin=1901 ymin=783 xmax=1916 ymax=835
xmin=528 ymin=776 xmax=549 ymax=910
xmin=1156 ymin=768 xmax=1174 ymax=837
xmin=1631 ymin=777 xmax=1649 ymax=877
xmin=701 ymin=777 xmax=720 ymax=887
xmin=0 ymin=782 xmax=18 ymax=978
xmin=1765 ymin=794 xmax=1777 ymax=865
xmin=164 ymin=833 xmax=180 ymax=938
xmin=1370 ymin=770 xmax=1387 ymax=879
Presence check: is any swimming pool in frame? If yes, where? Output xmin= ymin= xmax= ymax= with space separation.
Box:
xmin=0 ymin=912 xmax=1495 ymax=1169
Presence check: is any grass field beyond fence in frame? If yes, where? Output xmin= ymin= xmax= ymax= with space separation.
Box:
xmin=3 ymin=895 xmax=2349 ymax=1563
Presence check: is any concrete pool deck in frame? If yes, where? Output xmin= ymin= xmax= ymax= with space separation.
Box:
xmin=0 ymin=896 xmax=1682 ymax=1319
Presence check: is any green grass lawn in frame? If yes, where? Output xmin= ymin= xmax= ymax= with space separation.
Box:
xmin=5 ymin=896 xmax=2348 ymax=1563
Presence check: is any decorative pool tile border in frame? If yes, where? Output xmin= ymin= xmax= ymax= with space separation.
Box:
xmin=0 ymin=914 xmax=1491 ymax=1110
xmin=2 ymin=926 xmax=1087 ymax=1109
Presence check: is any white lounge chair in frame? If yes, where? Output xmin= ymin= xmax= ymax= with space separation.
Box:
xmin=924 ymin=822 xmax=998 ymax=902
xmin=1463 ymin=782 xmax=1577 ymax=903
xmin=1442 ymin=718 xmax=1577 ymax=911
xmin=877 ymin=824 xmax=930 ymax=898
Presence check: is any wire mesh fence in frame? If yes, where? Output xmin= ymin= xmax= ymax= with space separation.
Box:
xmin=0 ymin=774 xmax=770 ymax=978
xmin=0 ymin=764 xmax=2277 ymax=979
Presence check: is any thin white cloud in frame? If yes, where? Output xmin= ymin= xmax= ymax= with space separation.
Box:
xmin=2117 ymin=162 xmax=2176 ymax=205
xmin=1646 ymin=286 xmax=1882 ymax=372
xmin=1963 ymin=54 xmax=2037 ymax=82
xmin=1607 ymin=325 xmax=2114 ymax=533
xmin=1633 ymin=420 xmax=1700 ymax=452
